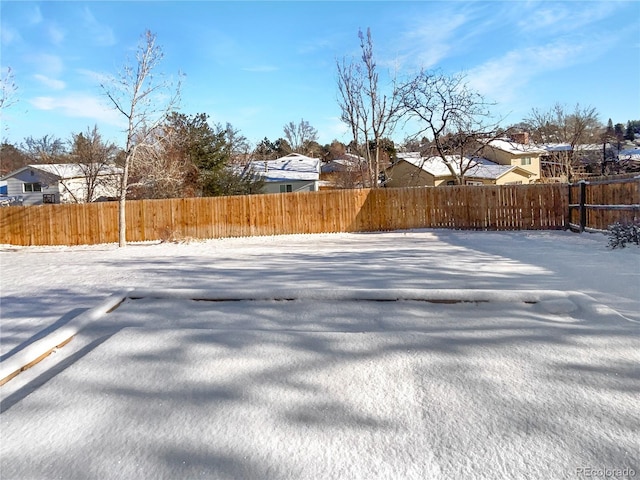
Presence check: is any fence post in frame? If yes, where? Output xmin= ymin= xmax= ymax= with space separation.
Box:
xmin=579 ymin=180 xmax=587 ymax=232
xmin=567 ymin=183 xmax=572 ymax=230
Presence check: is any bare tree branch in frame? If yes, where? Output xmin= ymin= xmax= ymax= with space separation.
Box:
xmin=397 ymin=70 xmax=502 ymax=184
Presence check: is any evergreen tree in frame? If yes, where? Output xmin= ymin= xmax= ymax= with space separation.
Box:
xmin=605 ymin=118 xmax=614 ymax=137
xmin=254 ymin=137 xmax=277 ymax=160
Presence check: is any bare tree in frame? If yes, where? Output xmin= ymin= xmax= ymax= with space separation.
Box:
xmin=283 ymin=119 xmax=318 ymax=155
xmin=0 ymin=143 xmax=30 ymax=175
xmin=523 ymin=102 xmax=600 ymax=181
xmin=21 ymin=135 xmax=67 ymax=164
xmin=101 ymin=30 xmax=181 ymax=246
xmin=0 ymin=67 xmax=18 ymax=111
xmin=128 ymin=122 xmax=197 ymax=199
xmin=397 ymin=70 xmax=502 ymax=185
xmin=54 ymin=126 xmax=122 ymax=203
xmin=337 ymin=28 xmax=401 ymax=187
xmin=215 ymin=122 xmax=252 ymax=164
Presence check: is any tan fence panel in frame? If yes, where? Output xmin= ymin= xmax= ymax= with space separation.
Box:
xmin=0 ymin=183 xmax=575 ymax=246
xmin=569 ymin=178 xmax=639 ymax=231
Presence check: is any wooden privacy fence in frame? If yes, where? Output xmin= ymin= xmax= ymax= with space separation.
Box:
xmin=1 ymin=184 xmax=569 ymax=246
xmin=568 ymin=177 xmax=640 ymax=232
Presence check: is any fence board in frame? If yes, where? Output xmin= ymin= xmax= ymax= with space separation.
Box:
xmin=569 ymin=178 xmax=639 ymax=231
xmin=1 ymin=183 xmax=576 ymax=246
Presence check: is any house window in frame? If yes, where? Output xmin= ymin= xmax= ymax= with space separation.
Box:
xmin=465 ymin=180 xmax=483 ymax=186
xmin=279 ymin=184 xmax=293 ymax=193
xmin=446 ymin=180 xmax=456 ymax=186
xmin=521 ymin=157 xmax=532 ymax=166
xmin=43 ymin=194 xmax=56 ymax=204
xmin=23 ymin=182 xmax=42 ymax=192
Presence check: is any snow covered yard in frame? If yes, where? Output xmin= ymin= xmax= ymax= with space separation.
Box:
xmin=1 ymin=230 xmax=639 ymax=479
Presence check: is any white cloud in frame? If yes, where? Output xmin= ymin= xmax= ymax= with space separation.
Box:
xmin=33 ymin=74 xmax=66 ymax=90
xmin=320 ymin=116 xmax=349 ymax=143
xmin=77 ymin=69 xmax=112 ymax=85
xmin=1 ymin=23 xmax=20 ymax=45
xmin=242 ymin=65 xmax=278 ymax=73
xmin=27 ymin=5 xmax=43 ymax=25
xmin=82 ymin=7 xmax=116 ymax=47
xmin=30 ymin=93 xmax=125 ymax=127
xmin=467 ymin=36 xmax=612 ymax=104
xmin=47 ymin=24 xmax=66 ymax=45
xmin=517 ymin=2 xmax=620 ymax=34
xmin=28 ymin=53 xmax=64 ymax=76
xmin=394 ymin=10 xmax=472 ymax=70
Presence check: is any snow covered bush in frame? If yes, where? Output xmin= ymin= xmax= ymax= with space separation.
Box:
xmin=607 ymin=222 xmax=640 ymax=249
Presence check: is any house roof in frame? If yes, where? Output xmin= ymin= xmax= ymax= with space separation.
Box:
xmin=540 ymin=143 xmax=573 ymax=153
xmin=321 ymin=153 xmax=366 ymax=173
xmin=538 ymin=143 xmax=612 ymax=154
xmin=249 ymin=153 xmax=320 ymax=182
xmin=395 ymin=153 xmax=532 ymax=180
xmin=618 ymin=148 xmax=640 ymax=162
xmin=484 ymin=138 xmax=546 ymax=155
xmin=1 ymin=163 xmax=122 ymax=181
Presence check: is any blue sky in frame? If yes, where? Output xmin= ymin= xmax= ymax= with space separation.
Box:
xmin=1 ymin=0 xmax=639 ymax=150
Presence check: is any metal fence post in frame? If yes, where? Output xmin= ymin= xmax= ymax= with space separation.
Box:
xmin=579 ymin=180 xmax=587 ymax=232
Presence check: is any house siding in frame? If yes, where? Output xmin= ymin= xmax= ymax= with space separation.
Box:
xmin=496 ymin=170 xmax=532 ymax=185
xmin=385 ymin=161 xmax=435 ymax=188
xmin=5 ymin=169 xmax=60 ymax=205
xmin=482 ymin=147 xmax=541 ymax=181
xmin=387 ymin=159 xmax=532 ymax=187
xmin=435 ymin=169 xmax=532 ymax=186
xmin=261 ymin=180 xmax=318 ymax=194
xmin=2 ymin=166 xmax=121 ymax=205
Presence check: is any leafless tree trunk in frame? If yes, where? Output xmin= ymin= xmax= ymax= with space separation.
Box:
xmin=337 ymin=28 xmax=400 ymax=188
xmin=397 ymin=70 xmax=502 ymax=185
xmin=101 ymin=30 xmax=181 ymax=246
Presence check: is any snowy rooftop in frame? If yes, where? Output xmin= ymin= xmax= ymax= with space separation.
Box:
xmin=321 ymin=154 xmax=366 ymax=173
xmin=539 ymin=143 xmax=573 ymax=152
xmin=249 ymin=153 xmax=320 ymax=182
xmin=618 ymin=148 xmax=640 ymax=161
xmin=396 ymin=153 xmax=523 ymax=179
xmin=2 ymin=163 xmax=123 ymax=180
xmin=484 ymin=138 xmax=547 ymax=155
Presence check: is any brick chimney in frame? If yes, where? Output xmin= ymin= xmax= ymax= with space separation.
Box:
xmin=511 ymin=132 xmax=529 ymax=145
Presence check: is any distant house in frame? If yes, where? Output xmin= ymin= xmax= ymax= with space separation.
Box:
xmin=0 ymin=164 xmax=122 ymax=206
xmin=538 ymin=143 xmax=612 ymax=180
xmin=321 ymin=153 xmax=366 ymax=174
xmin=248 ymin=153 xmax=320 ymax=194
xmin=385 ymin=153 xmax=535 ymax=188
xmin=479 ymin=133 xmax=545 ymax=181
xmin=321 ymin=153 xmax=367 ymax=189
xmin=617 ymin=148 xmax=640 ymax=170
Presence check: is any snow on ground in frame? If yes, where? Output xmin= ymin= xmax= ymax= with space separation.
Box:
xmin=1 ymin=229 xmax=638 ymax=356
xmin=1 ymin=229 xmax=639 ymax=479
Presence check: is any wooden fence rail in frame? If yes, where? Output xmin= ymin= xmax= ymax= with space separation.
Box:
xmin=568 ymin=177 xmax=640 ymax=232
xmin=1 ymin=183 xmax=571 ymax=246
